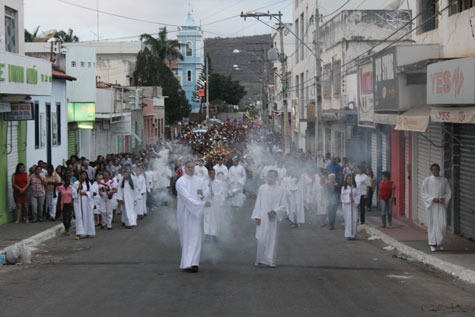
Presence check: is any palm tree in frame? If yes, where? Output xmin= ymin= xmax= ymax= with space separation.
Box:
xmin=140 ymin=27 xmax=183 ymax=66
xmin=54 ymin=28 xmax=79 ymax=43
xmin=24 ymin=26 xmax=40 ymax=42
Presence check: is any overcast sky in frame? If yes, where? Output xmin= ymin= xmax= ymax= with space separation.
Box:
xmin=24 ymin=0 xmax=396 ymax=42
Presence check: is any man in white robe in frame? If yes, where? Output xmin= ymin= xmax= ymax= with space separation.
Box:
xmin=203 ymin=169 xmax=224 ymax=242
xmin=421 ymin=163 xmax=452 ymax=252
xmin=213 ymin=158 xmax=228 ymax=179
xmin=251 ymin=170 xmax=287 ymax=268
xmin=176 ymin=161 xmax=211 ymax=272
xmin=194 ymin=159 xmax=208 ymax=180
xmin=134 ymin=167 xmax=147 ymax=218
xmin=228 ymin=158 xmax=246 ymax=208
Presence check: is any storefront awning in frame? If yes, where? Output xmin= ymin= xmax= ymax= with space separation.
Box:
xmin=395 ymin=105 xmax=431 ymax=132
xmin=374 ymin=113 xmax=398 ymax=125
xmin=431 ymin=106 xmax=475 ymax=124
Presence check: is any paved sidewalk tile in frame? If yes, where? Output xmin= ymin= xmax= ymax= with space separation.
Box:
xmin=365 ymin=211 xmax=475 ymax=274
xmin=0 ymin=220 xmax=60 ymax=250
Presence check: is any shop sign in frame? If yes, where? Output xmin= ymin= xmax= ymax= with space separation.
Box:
xmin=0 ymin=51 xmax=52 ymax=96
xmin=374 ymin=49 xmax=398 ymax=111
xmin=0 ymin=103 xmax=11 ymax=113
xmin=430 ymin=107 xmax=475 ymax=124
xmin=4 ymin=103 xmax=33 ymax=121
xmin=111 ymin=112 xmax=131 ymax=135
xmin=358 ymin=63 xmax=375 ymax=127
xmin=68 ymin=102 xmax=95 ymax=122
xmin=427 ymin=57 xmax=475 ymax=104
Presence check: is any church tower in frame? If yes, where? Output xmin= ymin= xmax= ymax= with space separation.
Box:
xmin=177 ymin=11 xmax=204 ymax=113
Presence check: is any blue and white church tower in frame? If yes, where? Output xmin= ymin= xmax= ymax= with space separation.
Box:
xmin=177 ymin=11 xmax=204 ymax=113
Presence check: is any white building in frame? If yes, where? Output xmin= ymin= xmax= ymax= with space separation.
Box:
xmin=27 ymin=70 xmax=76 ymax=169
xmin=0 ymin=0 xmax=51 ymax=222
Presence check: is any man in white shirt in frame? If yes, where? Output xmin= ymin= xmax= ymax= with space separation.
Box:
xmin=354 ymin=166 xmax=370 ymax=224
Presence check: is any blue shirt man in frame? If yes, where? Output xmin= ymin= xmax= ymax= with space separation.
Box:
xmin=326 ymin=158 xmax=342 ymax=183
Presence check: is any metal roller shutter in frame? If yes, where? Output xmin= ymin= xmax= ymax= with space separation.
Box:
xmin=405 ymin=133 xmax=410 ymax=219
xmin=415 ymin=123 xmax=443 ymax=226
xmin=459 ymin=124 xmax=475 ymax=239
xmin=7 ymin=121 xmax=19 ymax=212
xmin=371 ymin=133 xmax=378 ymax=206
xmin=68 ymin=129 xmax=77 ymax=157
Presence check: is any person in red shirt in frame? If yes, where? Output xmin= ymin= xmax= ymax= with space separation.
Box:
xmin=12 ymin=163 xmax=30 ymax=223
xmin=379 ymin=171 xmax=396 ymax=228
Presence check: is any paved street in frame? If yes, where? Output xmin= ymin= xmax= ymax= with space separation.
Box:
xmin=2 ymin=198 xmax=475 ymax=317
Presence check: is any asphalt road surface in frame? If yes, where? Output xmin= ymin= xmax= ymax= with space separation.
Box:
xmin=1 ymin=197 xmax=475 ymax=317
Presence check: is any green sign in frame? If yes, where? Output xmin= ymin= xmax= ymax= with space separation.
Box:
xmin=68 ymin=102 xmax=95 ymax=122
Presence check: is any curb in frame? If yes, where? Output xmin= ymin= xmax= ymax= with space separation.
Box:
xmin=0 ymin=223 xmax=64 ymax=254
xmin=360 ymin=224 xmax=475 ymax=285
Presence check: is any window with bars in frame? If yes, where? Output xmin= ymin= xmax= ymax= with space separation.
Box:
xmin=419 ymin=0 xmax=439 ymax=34
xmin=449 ymin=0 xmax=475 ymax=15
xmin=333 ymin=60 xmax=341 ymax=97
xmin=323 ymin=64 xmax=332 ymax=99
xmin=5 ymin=7 xmax=17 ymax=53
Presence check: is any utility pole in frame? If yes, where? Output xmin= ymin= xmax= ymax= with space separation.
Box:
xmin=240 ymin=11 xmax=288 ymax=152
xmin=314 ymin=1 xmax=323 ymax=157
xmin=205 ymin=55 xmax=210 ymax=122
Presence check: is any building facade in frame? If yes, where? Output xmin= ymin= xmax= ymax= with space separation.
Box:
xmin=177 ymin=11 xmax=204 ymax=113
xmin=0 ymin=0 xmax=51 ymax=223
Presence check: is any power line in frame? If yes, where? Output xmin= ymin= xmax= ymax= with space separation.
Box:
xmin=57 ymin=0 xmax=181 ymax=28
xmin=322 ymin=0 xmax=353 ymax=18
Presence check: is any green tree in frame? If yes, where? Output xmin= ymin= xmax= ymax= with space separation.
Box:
xmin=24 ymin=26 xmax=40 ymax=42
xmin=209 ymin=73 xmax=246 ymax=105
xmin=140 ymin=27 xmax=183 ymax=66
xmin=54 ymin=29 xmax=79 ymax=43
xmin=133 ymin=48 xmax=190 ymax=124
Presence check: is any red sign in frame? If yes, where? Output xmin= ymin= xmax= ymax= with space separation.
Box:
xmin=198 ymin=89 xmax=205 ymax=97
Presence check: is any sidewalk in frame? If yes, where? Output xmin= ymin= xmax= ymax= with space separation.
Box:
xmin=361 ymin=211 xmax=475 ymax=285
xmin=0 ymin=220 xmax=64 ymax=253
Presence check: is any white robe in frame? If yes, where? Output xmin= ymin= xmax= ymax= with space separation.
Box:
xmin=228 ymin=165 xmax=246 ymax=207
xmin=117 ymin=180 xmax=139 ymax=227
xmin=421 ymin=175 xmax=451 ymax=246
xmin=135 ymin=174 xmax=147 ymax=216
xmin=213 ymin=164 xmax=228 ymax=179
xmin=251 ymin=183 xmax=287 ymax=266
xmin=72 ymin=181 xmax=95 ymax=237
xmin=176 ymin=174 xmax=208 ymax=269
xmin=203 ymin=178 xmax=224 ymax=236
xmin=100 ymin=179 xmax=118 ymax=228
xmin=195 ymin=165 xmax=208 ymax=180
xmin=284 ymin=176 xmax=305 ymax=224
xmin=341 ymin=186 xmax=360 ymax=239
xmin=90 ymin=182 xmax=102 ymax=215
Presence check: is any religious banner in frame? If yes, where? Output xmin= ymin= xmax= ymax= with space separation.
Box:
xmin=358 ymin=63 xmax=375 ymax=127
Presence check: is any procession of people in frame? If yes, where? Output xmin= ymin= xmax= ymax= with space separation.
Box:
xmin=11 ymin=118 xmax=449 ymax=272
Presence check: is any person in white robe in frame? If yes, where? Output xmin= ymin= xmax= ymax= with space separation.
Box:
xmin=421 ymin=163 xmax=452 ymax=252
xmin=251 ymin=170 xmax=287 ymax=268
xmin=176 ymin=161 xmax=211 ymax=272
xmin=100 ymin=171 xmax=118 ymax=230
xmin=203 ymin=169 xmax=225 ymax=242
xmin=213 ymin=158 xmax=228 ymax=179
xmin=341 ymin=174 xmax=360 ymax=240
xmin=134 ymin=166 xmax=147 ymax=219
xmin=72 ymin=171 xmax=95 ymax=240
xmin=228 ymin=158 xmax=246 ymax=208
xmin=284 ymin=171 xmax=305 ymax=227
xmin=91 ymin=174 xmax=103 ymax=226
xmin=194 ymin=159 xmax=208 ymax=180
xmin=117 ymin=170 xmax=138 ymax=229
xmin=144 ymin=165 xmax=154 ymax=211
